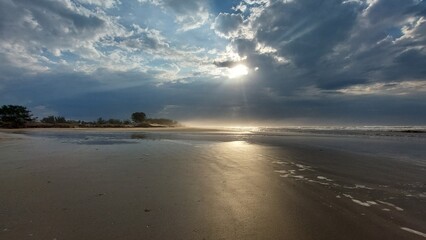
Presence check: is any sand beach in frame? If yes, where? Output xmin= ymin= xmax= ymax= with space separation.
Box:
xmin=0 ymin=128 xmax=425 ymax=239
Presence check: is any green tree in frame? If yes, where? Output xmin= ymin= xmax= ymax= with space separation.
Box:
xmin=41 ymin=116 xmax=67 ymax=124
xmin=41 ymin=115 xmax=55 ymax=124
xmin=55 ymin=116 xmax=66 ymax=123
xmin=0 ymin=105 xmax=33 ymax=128
xmin=96 ymin=117 xmax=106 ymax=125
xmin=131 ymin=112 xmax=146 ymax=123
xmin=107 ymin=118 xmax=122 ymax=124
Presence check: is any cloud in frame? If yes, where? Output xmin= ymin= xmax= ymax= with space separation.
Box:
xmin=138 ymin=0 xmax=211 ymax=31
xmin=213 ymin=0 xmax=426 ymax=93
xmin=0 ymin=0 xmax=123 ymax=74
xmin=0 ymin=0 xmax=216 ymax=82
xmin=213 ymin=59 xmax=242 ymax=68
xmin=213 ymin=13 xmax=244 ymax=38
xmin=118 ymin=24 xmax=170 ymax=51
xmin=336 ymin=81 xmax=426 ymax=95
xmin=205 ymin=0 xmax=426 ymax=123
xmin=252 ymin=0 xmax=360 ymax=68
xmin=78 ymin=0 xmax=121 ymax=8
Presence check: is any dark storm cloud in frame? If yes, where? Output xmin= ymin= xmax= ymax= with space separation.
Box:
xmin=253 ymin=0 xmax=360 ymax=68
xmin=367 ymin=0 xmax=419 ymax=23
xmin=207 ymin=0 xmax=426 ymax=123
xmin=226 ymin=0 xmax=426 ymax=94
xmin=0 ymin=69 xmax=159 ymax=119
xmin=384 ymin=49 xmax=426 ymax=80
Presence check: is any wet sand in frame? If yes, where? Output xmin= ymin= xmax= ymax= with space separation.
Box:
xmin=0 ymin=129 xmax=425 ymax=239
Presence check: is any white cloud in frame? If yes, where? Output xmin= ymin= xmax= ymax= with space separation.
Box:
xmin=0 ymin=0 xmax=127 ymax=72
xmin=175 ymin=9 xmax=210 ymax=31
xmin=137 ymin=0 xmax=161 ymax=5
xmin=255 ymin=43 xmax=277 ymax=54
xmin=395 ymin=17 xmax=426 ymax=43
xmin=337 ymin=81 xmax=426 ymax=95
xmin=0 ymin=42 xmax=49 ymax=74
xmin=78 ymin=0 xmax=121 ymax=8
xmin=138 ymin=0 xmax=211 ymax=31
xmin=232 ymin=2 xmax=248 ymax=13
xmin=213 ymin=13 xmax=244 ymax=39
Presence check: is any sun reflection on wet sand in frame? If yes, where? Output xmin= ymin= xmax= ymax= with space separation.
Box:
xmin=194 ymin=140 xmax=295 ymax=238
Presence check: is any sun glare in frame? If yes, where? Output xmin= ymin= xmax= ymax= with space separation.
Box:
xmin=228 ymin=64 xmax=249 ymax=79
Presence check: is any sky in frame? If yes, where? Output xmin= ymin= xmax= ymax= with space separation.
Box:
xmin=0 ymin=0 xmax=425 ymax=125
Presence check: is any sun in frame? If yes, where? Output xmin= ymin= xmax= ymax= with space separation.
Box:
xmin=228 ymin=64 xmax=249 ymax=79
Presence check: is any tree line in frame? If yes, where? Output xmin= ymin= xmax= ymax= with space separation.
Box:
xmin=0 ymin=105 xmax=179 ymax=128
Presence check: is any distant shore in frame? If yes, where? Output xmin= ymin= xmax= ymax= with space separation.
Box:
xmin=0 ymin=126 xmax=223 ymax=133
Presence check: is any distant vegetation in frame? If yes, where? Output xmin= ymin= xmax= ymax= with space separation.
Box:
xmin=0 ymin=105 xmax=180 ymax=129
xmin=131 ymin=112 xmax=146 ymax=123
xmin=0 ymin=105 xmax=34 ymax=128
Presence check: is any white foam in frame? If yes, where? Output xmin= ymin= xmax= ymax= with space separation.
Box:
xmin=382 ymin=208 xmax=390 ymax=211
xmin=317 ymin=176 xmax=333 ymax=182
xmin=343 ymin=184 xmax=373 ymax=190
xmin=352 ymin=199 xmax=373 ymax=207
xmin=336 ymin=195 xmax=341 ymax=198
xmin=377 ymin=200 xmax=404 ymax=211
xmin=400 ymin=227 xmax=426 ymax=238
xmin=343 ymin=194 xmax=353 ymax=199
xmin=274 ymin=170 xmax=288 ymax=174
xmin=272 ymin=161 xmax=286 ymax=165
xmin=295 ymin=164 xmax=311 ymax=171
xmin=293 ymin=175 xmax=304 ymax=179
xmin=307 ymin=179 xmax=330 ymax=185
xmin=280 ymin=174 xmax=289 ymax=178
xmin=355 ymin=184 xmax=373 ymax=190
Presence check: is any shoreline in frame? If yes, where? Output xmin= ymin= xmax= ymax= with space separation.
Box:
xmin=0 ymin=126 xmax=224 ymax=133
xmin=2 ymin=128 xmax=425 ymax=164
